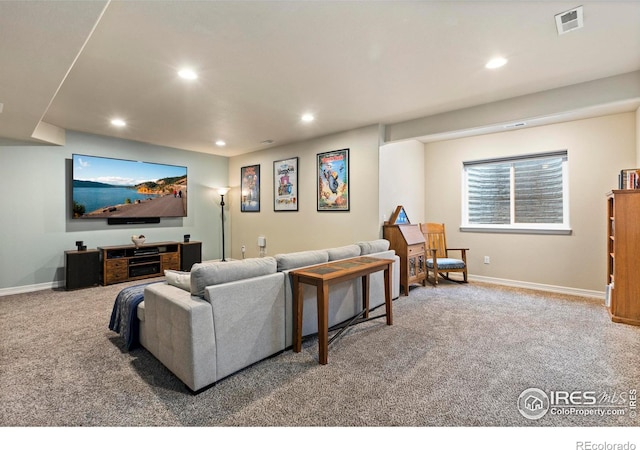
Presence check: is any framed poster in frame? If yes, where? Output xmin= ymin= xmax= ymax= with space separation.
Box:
xmin=274 ymin=157 xmax=298 ymax=211
xmin=317 ymin=148 xmax=349 ymax=211
xmin=240 ymin=164 xmax=260 ymax=212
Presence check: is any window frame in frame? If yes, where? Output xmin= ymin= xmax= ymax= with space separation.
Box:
xmin=461 ymin=150 xmax=571 ymax=235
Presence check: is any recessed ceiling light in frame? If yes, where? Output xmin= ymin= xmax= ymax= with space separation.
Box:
xmin=178 ymin=68 xmax=198 ymax=80
xmin=215 ymin=140 xmax=226 ymax=147
xmin=485 ymin=57 xmax=508 ymax=69
xmin=261 ymin=139 xmax=275 ymax=145
xmin=301 ymin=113 xmax=315 ymax=123
xmin=110 ymin=118 xmax=126 ymax=127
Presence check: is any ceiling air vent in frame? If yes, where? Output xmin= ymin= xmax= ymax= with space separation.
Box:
xmin=555 ymin=6 xmax=584 ymax=35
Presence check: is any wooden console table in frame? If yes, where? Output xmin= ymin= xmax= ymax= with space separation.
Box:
xmin=99 ymin=241 xmax=181 ymax=286
xmin=291 ymin=256 xmax=394 ymax=365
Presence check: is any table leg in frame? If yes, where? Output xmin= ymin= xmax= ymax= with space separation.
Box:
xmin=317 ymin=281 xmax=329 ymax=365
xmin=362 ymin=274 xmax=370 ymax=319
xmin=384 ymin=265 xmax=393 ymax=326
xmin=293 ymin=275 xmax=302 ymax=353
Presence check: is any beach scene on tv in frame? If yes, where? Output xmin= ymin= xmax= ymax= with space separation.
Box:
xmin=72 ymin=154 xmax=187 ymax=219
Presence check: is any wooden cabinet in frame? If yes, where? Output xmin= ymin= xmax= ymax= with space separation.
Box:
xmin=99 ymin=241 xmax=181 ymax=286
xmin=606 ymin=190 xmax=640 ymax=326
xmin=383 ymin=224 xmax=426 ymax=295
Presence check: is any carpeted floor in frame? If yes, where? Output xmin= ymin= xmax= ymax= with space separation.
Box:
xmin=1 ymin=279 xmax=639 ymax=429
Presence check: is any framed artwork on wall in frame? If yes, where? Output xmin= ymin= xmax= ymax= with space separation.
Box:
xmin=317 ymin=148 xmax=349 ymax=211
xmin=240 ymin=164 xmax=260 ymax=212
xmin=273 ymin=157 xmax=298 ymax=211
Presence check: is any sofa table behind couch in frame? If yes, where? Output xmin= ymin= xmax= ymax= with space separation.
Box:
xmin=291 ymin=256 xmax=394 ymax=365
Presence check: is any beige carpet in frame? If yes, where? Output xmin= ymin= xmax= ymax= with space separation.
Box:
xmin=1 ymin=279 xmax=639 ymax=428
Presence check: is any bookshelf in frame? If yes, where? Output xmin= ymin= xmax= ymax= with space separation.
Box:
xmin=606 ymin=190 xmax=640 ymax=326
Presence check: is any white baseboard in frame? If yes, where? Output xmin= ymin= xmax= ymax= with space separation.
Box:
xmin=469 ymin=275 xmax=605 ymax=301
xmin=0 ymin=280 xmax=65 ymax=297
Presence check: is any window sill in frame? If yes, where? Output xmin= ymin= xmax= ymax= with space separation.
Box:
xmin=460 ymin=226 xmax=572 ymax=235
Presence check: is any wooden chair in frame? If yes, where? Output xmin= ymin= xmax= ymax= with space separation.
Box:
xmin=420 ymin=223 xmax=468 ymax=286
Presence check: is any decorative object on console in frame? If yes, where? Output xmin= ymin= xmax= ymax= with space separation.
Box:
xmin=75 ymin=240 xmax=86 ymax=251
xmin=240 ymin=165 xmax=260 ymax=212
xmin=217 ymin=187 xmax=230 ymax=261
xmin=183 ymin=234 xmax=190 ymax=243
xmin=131 ymin=235 xmax=146 ymax=248
xmin=273 ymin=157 xmax=298 ymax=211
xmin=317 ymin=148 xmax=349 ymax=211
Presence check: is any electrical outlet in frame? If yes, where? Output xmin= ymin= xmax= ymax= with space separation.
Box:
xmin=484 ymin=256 xmax=490 ymax=264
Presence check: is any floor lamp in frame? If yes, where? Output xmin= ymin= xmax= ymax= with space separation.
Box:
xmin=217 ymin=187 xmax=230 ymax=261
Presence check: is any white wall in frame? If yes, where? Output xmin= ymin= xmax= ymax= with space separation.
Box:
xmin=228 ymin=125 xmax=381 ymax=258
xmin=423 ymin=112 xmax=636 ymax=293
xmin=637 ymin=105 xmax=640 ymax=165
xmin=379 ymin=140 xmax=425 ymax=224
xmin=0 ymin=131 xmax=228 ymax=292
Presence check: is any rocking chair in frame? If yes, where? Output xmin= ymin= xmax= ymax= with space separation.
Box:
xmin=420 ymin=223 xmax=468 ymax=286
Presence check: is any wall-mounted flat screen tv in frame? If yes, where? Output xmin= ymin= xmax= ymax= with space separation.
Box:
xmin=72 ymin=154 xmax=187 ymax=219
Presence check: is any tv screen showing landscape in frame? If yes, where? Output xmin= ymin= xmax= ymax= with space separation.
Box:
xmin=72 ymin=154 xmax=187 ymax=219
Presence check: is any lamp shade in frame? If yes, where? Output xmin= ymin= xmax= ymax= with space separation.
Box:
xmin=217 ymin=187 xmax=230 ymax=196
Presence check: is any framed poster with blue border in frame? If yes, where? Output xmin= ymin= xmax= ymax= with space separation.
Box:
xmin=317 ymin=148 xmax=349 ymax=211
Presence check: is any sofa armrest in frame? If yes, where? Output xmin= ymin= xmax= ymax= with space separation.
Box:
xmin=368 ymin=250 xmax=401 ymax=302
xmin=142 ymin=283 xmax=216 ymax=392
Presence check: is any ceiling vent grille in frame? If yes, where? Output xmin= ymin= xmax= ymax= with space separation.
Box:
xmin=555 ymin=6 xmax=584 ymax=35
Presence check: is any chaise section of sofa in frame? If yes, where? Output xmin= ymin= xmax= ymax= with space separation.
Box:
xmin=138 ymin=256 xmax=285 ymax=392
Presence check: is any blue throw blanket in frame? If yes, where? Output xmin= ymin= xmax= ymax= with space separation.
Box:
xmin=108 ymin=282 xmax=160 ymax=350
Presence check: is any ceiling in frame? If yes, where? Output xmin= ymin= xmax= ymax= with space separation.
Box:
xmin=1 ymin=1 xmax=639 ymax=157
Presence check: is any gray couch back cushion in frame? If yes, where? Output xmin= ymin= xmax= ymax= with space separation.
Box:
xmin=275 ymin=250 xmax=328 ymax=271
xmin=356 ymin=239 xmax=390 ymax=255
xmin=327 ymin=244 xmax=361 ymax=261
xmin=190 ymin=257 xmax=277 ymax=297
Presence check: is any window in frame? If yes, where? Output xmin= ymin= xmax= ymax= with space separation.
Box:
xmin=462 ymin=151 xmax=570 ymax=234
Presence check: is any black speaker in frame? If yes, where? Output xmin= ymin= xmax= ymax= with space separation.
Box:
xmin=184 ymin=234 xmax=190 ymax=243
xmin=65 ymin=250 xmax=100 ymax=290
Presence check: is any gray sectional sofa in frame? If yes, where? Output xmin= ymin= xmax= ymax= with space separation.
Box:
xmin=137 ymin=239 xmax=400 ymax=392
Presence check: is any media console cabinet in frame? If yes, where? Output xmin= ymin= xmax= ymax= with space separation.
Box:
xmin=98 ymin=241 xmax=184 ymax=286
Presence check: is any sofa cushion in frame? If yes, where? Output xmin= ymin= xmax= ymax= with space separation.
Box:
xmin=190 ymin=257 xmax=277 ymax=297
xmin=327 ymin=244 xmax=361 ymax=261
xmin=356 ymin=239 xmax=390 ymax=255
xmin=275 ymin=250 xmax=328 ymax=271
xmin=164 ymin=270 xmax=191 ymax=291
